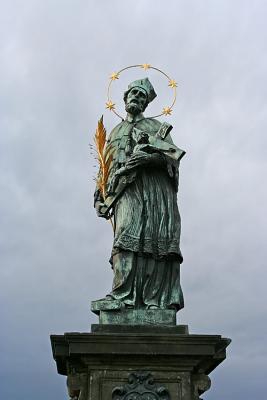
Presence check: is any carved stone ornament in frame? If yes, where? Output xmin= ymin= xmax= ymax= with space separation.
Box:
xmin=192 ymin=373 xmax=211 ymax=400
xmin=112 ymin=371 xmax=170 ymax=400
xmin=67 ymin=372 xmax=87 ymax=400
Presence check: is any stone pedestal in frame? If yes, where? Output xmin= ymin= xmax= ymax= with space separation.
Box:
xmin=50 ymin=325 xmax=230 ymax=400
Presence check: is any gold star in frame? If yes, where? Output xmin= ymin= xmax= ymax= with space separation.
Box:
xmin=110 ymin=72 xmax=119 ymax=81
xmin=141 ymin=63 xmax=151 ymax=70
xmin=106 ymin=100 xmax=115 ymax=111
xmin=162 ymin=107 xmax=172 ymax=116
xmin=168 ymin=79 xmax=177 ymax=88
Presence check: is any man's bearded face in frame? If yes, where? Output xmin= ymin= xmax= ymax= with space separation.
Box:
xmin=125 ymin=88 xmax=148 ymax=115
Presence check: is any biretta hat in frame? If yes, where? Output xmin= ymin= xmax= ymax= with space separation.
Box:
xmin=127 ymin=77 xmax=157 ymax=103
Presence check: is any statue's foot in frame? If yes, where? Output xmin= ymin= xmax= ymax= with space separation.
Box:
xmin=94 ymin=294 xmax=114 ymax=302
xmin=147 ymin=305 xmax=160 ymax=310
xmin=91 ymin=295 xmax=122 ymax=315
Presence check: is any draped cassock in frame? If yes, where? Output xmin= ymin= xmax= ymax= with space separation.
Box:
xmin=95 ymin=114 xmax=185 ymax=311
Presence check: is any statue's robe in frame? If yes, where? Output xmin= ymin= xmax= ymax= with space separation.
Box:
xmin=100 ymin=115 xmax=185 ymax=310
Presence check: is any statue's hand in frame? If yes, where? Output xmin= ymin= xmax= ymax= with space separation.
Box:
xmin=126 ymin=151 xmax=152 ymax=169
xmin=95 ymin=201 xmax=110 ymax=219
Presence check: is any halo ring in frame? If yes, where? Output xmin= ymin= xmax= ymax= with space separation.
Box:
xmin=106 ymin=64 xmax=177 ymax=120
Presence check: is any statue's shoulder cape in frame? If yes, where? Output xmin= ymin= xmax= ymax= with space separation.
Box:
xmin=107 ymin=117 xmax=185 ymax=166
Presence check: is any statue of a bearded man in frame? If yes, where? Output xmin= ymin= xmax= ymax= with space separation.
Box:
xmin=94 ymin=78 xmax=185 ymax=314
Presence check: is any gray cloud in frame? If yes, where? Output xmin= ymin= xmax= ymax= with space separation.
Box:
xmin=0 ymin=0 xmax=266 ymax=399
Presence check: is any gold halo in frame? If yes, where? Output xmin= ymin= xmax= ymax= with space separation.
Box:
xmin=105 ymin=64 xmax=178 ymax=120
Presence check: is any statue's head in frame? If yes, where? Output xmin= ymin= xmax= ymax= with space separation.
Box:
xmin=124 ymin=77 xmax=157 ymax=116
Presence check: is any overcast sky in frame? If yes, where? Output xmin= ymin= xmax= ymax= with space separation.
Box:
xmin=0 ymin=1 xmax=266 ymax=399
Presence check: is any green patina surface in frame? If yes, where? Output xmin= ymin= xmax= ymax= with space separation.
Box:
xmin=99 ymin=309 xmax=176 ymax=326
xmin=93 ymin=78 xmax=185 ymax=324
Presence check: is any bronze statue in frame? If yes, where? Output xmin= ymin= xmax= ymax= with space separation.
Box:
xmin=94 ymin=77 xmax=185 ymax=313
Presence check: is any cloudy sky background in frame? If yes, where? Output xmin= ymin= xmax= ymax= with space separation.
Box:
xmin=1 ymin=1 xmax=266 ymax=399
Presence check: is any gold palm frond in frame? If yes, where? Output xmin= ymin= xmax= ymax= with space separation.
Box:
xmin=94 ymin=116 xmax=114 ymax=199
xmin=93 ymin=116 xmax=114 ymax=232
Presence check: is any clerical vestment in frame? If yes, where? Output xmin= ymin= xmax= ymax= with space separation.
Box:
xmin=100 ymin=116 xmax=185 ymax=310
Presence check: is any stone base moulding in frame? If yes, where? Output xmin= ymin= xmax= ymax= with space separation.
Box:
xmin=50 ymin=328 xmax=230 ymax=400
